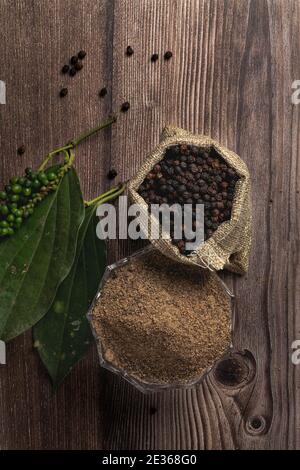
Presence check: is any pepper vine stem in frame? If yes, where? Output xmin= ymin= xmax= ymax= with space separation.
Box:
xmin=38 ymin=115 xmax=117 ymax=172
xmin=69 ymin=115 xmax=117 ymax=148
xmin=85 ymin=182 xmax=127 ymax=207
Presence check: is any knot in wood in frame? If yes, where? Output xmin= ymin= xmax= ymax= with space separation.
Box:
xmin=213 ymin=354 xmax=250 ymax=387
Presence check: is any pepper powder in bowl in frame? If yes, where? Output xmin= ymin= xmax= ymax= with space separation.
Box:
xmin=89 ymin=247 xmax=232 ymax=392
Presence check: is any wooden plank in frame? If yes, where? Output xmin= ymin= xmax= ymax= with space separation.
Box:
xmin=0 ymin=0 xmax=299 ymax=450
xmin=0 ymin=0 xmax=113 ymax=450
xmin=105 ymin=0 xmax=300 ymax=450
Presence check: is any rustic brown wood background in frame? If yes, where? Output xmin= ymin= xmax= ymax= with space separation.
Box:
xmin=0 ymin=0 xmax=299 ymax=450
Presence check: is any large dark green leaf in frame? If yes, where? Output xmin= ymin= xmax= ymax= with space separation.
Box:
xmin=0 ymin=168 xmax=84 ymax=340
xmin=33 ymin=204 xmax=106 ymax=388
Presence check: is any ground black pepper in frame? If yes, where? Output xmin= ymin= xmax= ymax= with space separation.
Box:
xmin=92 ymin=252 xmax=231 ymax=385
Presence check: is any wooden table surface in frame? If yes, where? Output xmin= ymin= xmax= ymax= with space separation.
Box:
xmin=0 ymin=0 xmax=299 ymax=450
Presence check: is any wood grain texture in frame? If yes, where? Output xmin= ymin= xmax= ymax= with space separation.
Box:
xmin=0 ymin=0 xmax=299 ymax=450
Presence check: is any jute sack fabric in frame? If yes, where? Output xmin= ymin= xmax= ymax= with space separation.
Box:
xmin=128 ymin=126 xmax=252 ymax=274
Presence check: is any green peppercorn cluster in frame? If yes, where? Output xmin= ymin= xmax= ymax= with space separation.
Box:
xmin=0 ymin=166 xmax=64 ymax=239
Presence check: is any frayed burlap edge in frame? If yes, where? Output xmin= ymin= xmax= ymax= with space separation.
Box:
xmin=128 ymin=126 xmax=252 ymax=274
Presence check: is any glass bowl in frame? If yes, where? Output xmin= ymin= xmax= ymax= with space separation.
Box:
xmin=87 ymin=246 xmax=234 ymax=393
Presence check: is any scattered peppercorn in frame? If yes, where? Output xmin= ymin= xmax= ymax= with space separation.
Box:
xmin=61 ymin=64 xmax=69 ymax=74
xmin=78 ymin=50 xmax=86 ymax=60
xmin=69 ymin=67 xmax=76 ymax=77
xmin=59 ymin=88 xmax=68 ymax=98
xmin=149 ymin=406 xmax=157 ymax=415
xmin=164 ymin=51 xmax=173 ymax=60
xmin=107 ymin=169 xmax=118 ymax=180
xmin=17 ymin=145 xmax=26 ymax=155
xmin=74 ymin=60 xmax=83 ymax=71
xmin=70 ymin=55 xmax=78 ymax=65
xmin=151 ymin=53 xmax=159 ymax=62
xmin=121 ymin=101 xmax=130 ymax=112
xmin=126 ymin=45 xmax=134 ymax=56
xmin=99 ymin=87 xmax=108 ymax=98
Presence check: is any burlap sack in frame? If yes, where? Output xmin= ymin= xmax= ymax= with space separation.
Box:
xmin=128 ymin=126 xmax=251 ymax=274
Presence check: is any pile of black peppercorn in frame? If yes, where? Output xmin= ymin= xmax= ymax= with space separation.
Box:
xmin=61 ymin=51 xmax=86 ymax=77
xmin=138 ymin=144 xmax=239 ymax=254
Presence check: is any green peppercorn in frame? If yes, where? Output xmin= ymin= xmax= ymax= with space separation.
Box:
xmin=0 ymin=220 xmax=9 ymax=228
xmin=5 ymin=185 xmax=12 ymax=193
xmin=25 ymin=168 xmax=33 ymax=176
xmin=38 ymin=172 xmax=47 ymax=181
xmin=0 ymin=191 xmax=7 ymax=200
xmin=10 ymin=194 xmax=20 ymax=203
xmin=29 ymin=172 xmax=38 ymax=181
xmin=9 ymin=203 xmax=18 ymax=211
xmin=10 ymin=177 xmax=19 ymax=185
xmin=23 ymin=210 xmax=29 ymax=218
xmin=12 ymin=184 xmax=22 ymax=194
xmin=18 ymin=177 xmax=26 ymax=186
xmin=14 ymin=209 xmax=23 ymax=217
xmin=0 ymin=205 xmax=9 ymax=216
xmin=1 ymin=228 xmax=8 ymax=236
xmin=32 ymin=180 xmax=41 ymax=190
xmin=28 ymin=208 xmax=33 ymax=215
xmin=7 ymin=214 xmax=15 ymax=223
xmin=38 ymin=173 xmax=49 ymax=185
xmin=24 ymin=179 xmax=32 ymax=188
xmin=47 ymin=172 xmax=56 ymax=181
xmin=7 ymin=227 xmax=14 ymax=235
xmin=15 ymin=217 xmax=23 ymax=226
xmin=23 ymin=187 xmax=32 ymax=197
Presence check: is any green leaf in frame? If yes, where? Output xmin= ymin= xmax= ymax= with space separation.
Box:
xmin=0 ymin=168 xmax=84 ymax=341
xmin=33 ymin=204 xmax=106 ymax=388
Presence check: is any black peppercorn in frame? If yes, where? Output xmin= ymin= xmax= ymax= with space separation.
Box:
xmin=121 ymin=101 xmax=130 ymax=112
xmin=69 ymin=67 xmax=76 ymax=77
xmin=70 ymin=55 xmax=78 ymax=65
xmin=137 ymin=143 xmax=238 ymax=248
xmin=61 ymin=64 xmax=69 ymax=74
xmin=151 ymin=53 xmax=159 ymax=62
xmin=164 ymin=51 xmax=173 ymax=60
xmin=99 ymin=87 xmax=108 ymax=98
xmin=17 ymin=145 xmax=26 ymax=155
xmin=59 ymin=88 xmax=68 ymax=98
xmin=126 ymin=46 xmax=134 ymax=56
xmin=74 ymin=60 xmax=83 ymax=71
xmin=78 ymin=50 xmax=87 ymax=60
xmin=107 ymin=169 xmax=118 ymax=180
